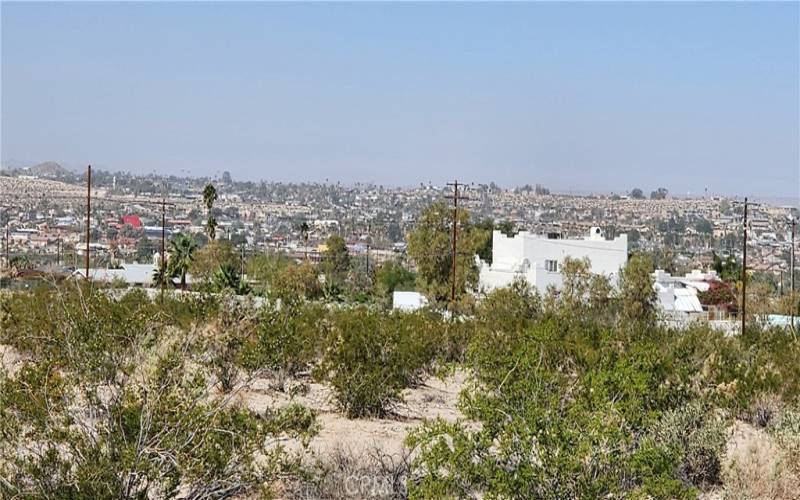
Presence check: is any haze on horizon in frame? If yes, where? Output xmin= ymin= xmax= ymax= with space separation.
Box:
xmin=1 ymin=2 xmax=798 ymax=200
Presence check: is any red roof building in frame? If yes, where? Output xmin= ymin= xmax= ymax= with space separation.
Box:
xmin=121 ymin=215 xmax=142 ymax=228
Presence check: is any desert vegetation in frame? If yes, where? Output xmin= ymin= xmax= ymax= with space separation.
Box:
xmin=1 ymin=204 xmax=799 ymax=498
xmin=2 ymin=259 xmax=799 ymax=498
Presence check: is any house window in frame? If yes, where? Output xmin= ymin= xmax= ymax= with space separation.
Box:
xmin=545 ymin=259 xmax=558 ymax=272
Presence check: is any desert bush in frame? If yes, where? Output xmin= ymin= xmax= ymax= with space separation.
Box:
xmin=408 ymin=271 xmax=796 ymax=499
xmin=204 ymin=294 xmax=260 ymax=392
xmin=0 ymin=285 xmax=305 ymax=498
xmin=238 ymin=301 xmax=329 ymax=380
xmin=648 ymin=401 xmax=728 ymax=489
xmin=770 ymin=404 xmax=800 ymax=478
xmin=722 ymin=421 xmax=800 ymax=500
xmin=0 ymin=327 xmax=285 ymax=498
xmin=159 ymin=290 xmax=221 ymax=328
xmin=0 ymin=283 xmax=155 ymax=383
xmin=317 ymin=308 xmax=441 ymax=418
xmin=286 ymin=446 xmax=410 ymax=500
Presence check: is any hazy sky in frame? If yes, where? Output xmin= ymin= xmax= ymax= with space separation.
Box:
xmin=2 ymin=2 xmax=798 ymax=198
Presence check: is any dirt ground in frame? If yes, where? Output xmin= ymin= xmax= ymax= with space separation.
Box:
xmin=239 ymin=368 xmax=468 ymax=458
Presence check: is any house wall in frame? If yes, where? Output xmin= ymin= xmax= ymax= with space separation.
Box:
xmin=479 ymin=229 xmax=628 ymax=292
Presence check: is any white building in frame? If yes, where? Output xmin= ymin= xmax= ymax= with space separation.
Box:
xmin=478 ymin=227 xmax=628 ymax=292
xmin=652 ymin=269 xmax=716 ymax=317
xmin=392 ymin=291 xmax=428 ymax=311
xmin=73 ymin=263 xmax=195 ymax=287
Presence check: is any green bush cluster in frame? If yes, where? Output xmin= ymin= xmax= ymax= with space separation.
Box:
xmin=3 ymin=252 xmax=799 ymax=499
xmin=406 ymin=263 xmax=800 ymax=499
xmin=316 ymin=307 xmax=443 ymax=418
xmin=0 ymin=284 xmax=288 ymax=498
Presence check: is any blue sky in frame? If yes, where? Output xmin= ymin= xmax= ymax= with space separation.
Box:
xmin=2 ymin=2 xmax=798 ymax=198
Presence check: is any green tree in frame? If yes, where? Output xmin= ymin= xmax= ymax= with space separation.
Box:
xmin=202 ymin=183 xmax=218 ymax=240
xmin=270 ymin=262 xmax=322 ymax=304
xmin=168 ymin=233 xmax=198 ymax=290
xmin=135 ymin=236 xmax=157 ymax=263
xmin=374 ymin=259 xmax=417 ymax=303
xmin=407 ymin=202 xmax=488 ymax=304
xmin=189 ymin=240 xmax=239 ymax=287
xmin=321 ymin=234 xmax=350 ymax=283
xmin=474 ymin=219 xmax=515 ymax=265
xmin=712 ymin=252 xmax=741 ymax=282
xmin=247 ymin=252 xmax=292 ymax=293
xmin=560 ymin=256 xmax=592 ymax=309
xmin=298 ymin=221 xmax=310 ymax=260
xmin=618 ymin=253 xmax=657 ymax=326
xmin=650 ymin=187 xmax=669 ymax=200
xmin=695 ymin=218 xmax=714 ymax=234
xmin=213 ymin=263 xmax=251 ymax=295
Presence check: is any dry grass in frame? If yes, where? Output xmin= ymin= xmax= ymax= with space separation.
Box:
xmin=722 ymin=421 xmax=800 ymax=500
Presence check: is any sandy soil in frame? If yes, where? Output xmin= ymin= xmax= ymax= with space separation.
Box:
xmin=0 ymin=344 xmax=27 ymax=376
xmin=239 ymin=369 xmax=468 ymax=458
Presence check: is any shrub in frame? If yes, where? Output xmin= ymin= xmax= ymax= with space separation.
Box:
xmin=0 ymin=324 xmax=283 ymax=498
xmin=648 ymin=401 xmax=728 ymax=489
xmin=238 ymin=302 xmax=328 ymax=380
xmin=723 ymin=421 xmax=800 ymax=500
xmin=317 ymin=308 xmax=441 ymax=418
xmin=0 ymin=285 xmax=305 ymax=498
xmin=287 ymin=446 xmax=410 ymax=500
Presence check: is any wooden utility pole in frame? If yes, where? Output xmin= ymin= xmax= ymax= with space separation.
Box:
xmin=741 ymin=198 xmax=748 ymax=334
xmin=789 ymin=217 xmax=797 ymax=330
xmin=365 ymin=221 xmax=371 ymax=277
xmin=445 ymin=180 xmax=469 ymax=305
xmin=240 ymin=241 xmax=246 ymax=277
xmin=85 ymin=165 xmax=91 ymax=280
xmin=3 ymin=207 xmax=9 ymax=280
xmin=161 ymin=198 xmax=167 ymax=302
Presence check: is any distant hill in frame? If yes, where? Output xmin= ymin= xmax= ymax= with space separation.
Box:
xmin=25 ymin=161 xmax=73 ymax=178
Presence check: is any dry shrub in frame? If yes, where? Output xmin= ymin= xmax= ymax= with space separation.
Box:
xmin=286 ymin=446 xmax=410 ymax=499
xmin=722 ymin=421 xmax=800 ymax=500
xmin=771 ymin=405 xmax=800 ymax=479
xmin=749 ymin=393 xmax=783 ymax=429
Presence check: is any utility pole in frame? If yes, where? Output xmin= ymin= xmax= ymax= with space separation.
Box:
xmin=3 ymin=207 xmax=9 ymax=283
xmin=240 ymin=241 xmax=245 ymax=277
xmin=85 ymin=165 xmax=91 ymax=281
xmin=741 ymin=198 xmax=748 ymax=334
xmin=445 ymin=180 xmax=469 ymax=306
xmin=365 ymin=221 xmax=371 ymax=277
xmin=789 ymin=217 xmax=797 ymax=331
xmin=161 ymin=198 xmax=167 ymax=303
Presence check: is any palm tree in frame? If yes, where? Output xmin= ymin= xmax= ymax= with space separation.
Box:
xmin=168 ymin=233 xmax=198 ymax=290
xmin=202 ymin=183 xmax=218 ymax=211
xmin=299 ymin=221 xmax=310 ymax=261
xmin=213 ymin=263 xmax=251 ymax=295
xmin=202 ymin=183 xmax=218 ymax=240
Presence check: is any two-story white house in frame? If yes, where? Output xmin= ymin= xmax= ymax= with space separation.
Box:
xmin=477 ymin=227 xmax=628 ymax=292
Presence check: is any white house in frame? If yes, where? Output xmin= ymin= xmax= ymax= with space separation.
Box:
xmin=478 ymin=227 xmax=628 ymax=292
xmin=73 ymin=263 xmax=194 ymax=287
xmin=652 ymin=269 xmax=716 ymax=317
xmin=392 ymin=291 xmax=428 ymax=311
